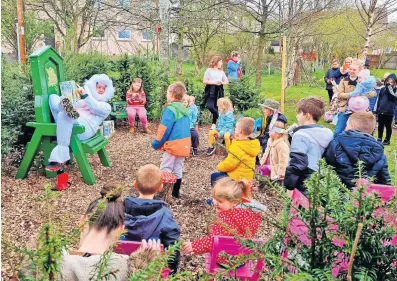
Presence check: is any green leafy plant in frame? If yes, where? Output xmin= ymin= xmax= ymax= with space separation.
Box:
xmin=229 ymin=76 xmax=260 ymax=112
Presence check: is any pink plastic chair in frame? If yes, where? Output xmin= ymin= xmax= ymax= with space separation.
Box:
xmin=205 ymin=236 xmax=264 ymax=281
xmin=114 ymin=241 xmax=170 ymax=278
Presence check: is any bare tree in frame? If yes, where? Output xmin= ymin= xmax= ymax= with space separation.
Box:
xmin=352 ymin=0 xmax=397 ymax=59
xmin=27 ymin=0 xmax=158 ymax=53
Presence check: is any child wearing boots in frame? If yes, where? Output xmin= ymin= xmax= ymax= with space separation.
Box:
xmin=206 ymin=97 xmax=235 ymax=156
xmin=126 ymin=78 xmax=151 ymax=133
xmin=123 ymin=164 xmax=181 ymax=273
xmin=152 ymin=82 xmax=191 ymax=198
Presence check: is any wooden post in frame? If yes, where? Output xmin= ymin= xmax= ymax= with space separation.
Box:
xmin=280 ymin=36 xmax=287 ymax=113
xmin=17 ymin=0 xmax=26 ymax=64
xmin=154 ymin=0 xmax=159 ymax=55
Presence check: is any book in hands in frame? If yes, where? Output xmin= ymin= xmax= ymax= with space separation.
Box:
xmin=60 ymin=81 xmax=80 ymax=104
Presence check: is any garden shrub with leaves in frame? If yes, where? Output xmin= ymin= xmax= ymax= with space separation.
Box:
xmin=264 ymin=160 xmax=397 ymax=281
xmin=229 ymin=76 xmax=260 ymax=113
xmin=111 ymin=55 xmax=169 ymax=120
xmin=1 ymin=62 xmax=35 ymax=156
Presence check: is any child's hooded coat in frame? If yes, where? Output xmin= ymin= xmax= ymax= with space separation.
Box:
xmin=217 ymin=138 xmax=261 ymax=181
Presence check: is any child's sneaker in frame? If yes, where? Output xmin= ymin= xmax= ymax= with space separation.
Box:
xmin=143 ymin=127 xmax=151 ymax=134
xmin=46 ymin=162 xmax=62 ymax=172
xmin=206 ymin=147 xmax=216 ymax=156
xmin=211 ymin=124 xmax=216 ymax=130
xmin=393 ymin=123 xmax=397 ymax=129
xmin=60 ymin=98 xmax=79 ymax=120
xmin=192 ymin=148 xmax=199 ymax=157
xmin=129 ymin=127 xmax=135 ymax=133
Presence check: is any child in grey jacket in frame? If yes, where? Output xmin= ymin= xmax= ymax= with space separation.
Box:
xmin=284 ymin=97 xmax=333 ymax=195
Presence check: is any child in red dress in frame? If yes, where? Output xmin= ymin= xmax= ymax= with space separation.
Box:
xmin=126 ymin=78 xmax=151 ymax=133
xmin=182 ymin=177 xmax=264 ymax=255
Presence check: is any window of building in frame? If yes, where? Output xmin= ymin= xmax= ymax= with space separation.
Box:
xmin=142 ymin=30 xmax=154 ymax=41
xmin=92 ymin=26 xmax=105 ymax=40
xmin=116 ymin=0 xmax=130 ymax=9
xmin=118 ymin=29 xmax=131 ymax=40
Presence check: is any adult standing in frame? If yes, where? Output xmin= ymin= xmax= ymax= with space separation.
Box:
xmin=374 ymin=73 xmax=397 ymax=145
xmin=226 ymin=51 xmax=242 ymax=80
xmin=340 ymin=57 xmax=353 ymax=79
xmin=334 ymin=60 xmax=376 ymax=137
xmin=202 ymin=55 xmax=229 ymax=129
xmin=324 ymin=59 xmax=343 ymax=103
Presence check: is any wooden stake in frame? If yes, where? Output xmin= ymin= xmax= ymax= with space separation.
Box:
xmin=17 ymin=0 xmax=26 ymax=64
xmin=347 ymin=222 xmax=363 ymax=281
xmin=280 ymin=36 xmax=287 ymax=113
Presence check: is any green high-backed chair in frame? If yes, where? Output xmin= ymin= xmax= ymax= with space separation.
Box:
xmin=16 ymin=46 xmax=111 ymax=185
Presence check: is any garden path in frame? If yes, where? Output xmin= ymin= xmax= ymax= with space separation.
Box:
xmin=1 ymin=123 xmax=281 ymax=278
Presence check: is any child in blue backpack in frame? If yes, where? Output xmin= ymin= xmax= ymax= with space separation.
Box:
xmin=123 ymin=164 xmax=181 ymax=273
xmin=206 ymin=98 xmax=235 ymax=155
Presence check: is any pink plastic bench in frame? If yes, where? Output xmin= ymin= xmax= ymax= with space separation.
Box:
xmin=284 ymin=184 xmax=397 ymax=277
xmin=205 ymin=236 xmax=264 ymax=281
xmin=114 ymin=240 xmax=170 ymax=278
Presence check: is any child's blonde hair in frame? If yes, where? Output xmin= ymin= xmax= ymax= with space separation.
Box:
xmin=134 ymin=164 xmax=163 ymax=195
xmin=217 ymin=98 xmax=233 ymax=114
xmin=237 ymin=117 xmax=254 ymax=136
xmin=188 ymin=96 xmax=196 ymax=106
xmin=347 ymin=112 xmax=376 ymax=135
xmin=182 ymin=95 xmax=189 ymax=107
xmin=211 ymin=177 xmax=251 ymax=202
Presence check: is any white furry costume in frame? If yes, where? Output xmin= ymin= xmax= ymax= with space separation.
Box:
xmin=48 ymin=74 xmax=114 ymax=164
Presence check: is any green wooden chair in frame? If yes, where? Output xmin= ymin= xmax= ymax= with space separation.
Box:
xmin=16 ymin=46 xmax=111 ymax=185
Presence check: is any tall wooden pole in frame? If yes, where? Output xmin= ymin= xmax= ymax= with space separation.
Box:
xmin=280 ymin=36 xmax=287 ymax=113
xmin=17 ymin=0 xmax=26 ymax=64
xmin=154 ymin=0 xmax=159 ymax=55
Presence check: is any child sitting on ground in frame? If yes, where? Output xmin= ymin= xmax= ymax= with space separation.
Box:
xmin=187 ymin=96 xmax=199 ymax=156
xmin=284 ymin=97 xmax=333 ymax=195
xmin=152 ymin=82 xmax=191 ymax=198
xmin=259 ymin=121 xmax=289 ymax=183
xmin=182 ymin=177 xmax=264 ymax=256
xmin=61 ymin=183 xmax=161 ymax=281
xmin=126 ymin=78 xmax=151 ymax=134
xmin=211 ymin=117 xmax=260 ymax=186
xmin=325 ymin=112 xmax=391 ymax=190
xmin=206 ymin=97 xmax=235 ymax=156
xmin=257 ymin=99 xmax=288 ymax=153
xmin=124 ymin=164 xmax=181 ymax=273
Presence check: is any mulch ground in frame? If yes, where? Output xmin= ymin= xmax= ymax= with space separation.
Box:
xmin=1 ymin=123 xmax=282 ymax=279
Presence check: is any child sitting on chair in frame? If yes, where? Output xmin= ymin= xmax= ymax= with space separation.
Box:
xmin=124 ymin=164 xmax=181 ymax=273
xmin=152 ymin=82 xmax=191 ymax=198
xmin=182 ymin=177 xmax=264 ymax=256
xmin=257 ymin=99 xmax=288 ymax=153
xmin=259 ymin=121 xmax=289 ymax=184
xmin=206 ymin=97 xmax=235 ymax=156
xmin=211 ymin=117 xmax=260 ymax=186
xmin=126 ymin=78 xmax=151 ymax=134
xmin=46 ymin=74 xmax=114 ymax=172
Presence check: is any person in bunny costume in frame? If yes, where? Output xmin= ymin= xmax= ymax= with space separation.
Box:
xmin=46 ymin=74 xmax=114 ymax=172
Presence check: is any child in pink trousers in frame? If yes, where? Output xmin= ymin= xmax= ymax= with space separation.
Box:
xmin=126 ymin=78 xmax=151 ymax=133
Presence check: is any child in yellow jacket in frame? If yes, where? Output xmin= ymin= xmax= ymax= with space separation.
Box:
xmin=210 ymin=117 xmax=261 ymax=186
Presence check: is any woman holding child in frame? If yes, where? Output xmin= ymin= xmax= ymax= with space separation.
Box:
xmin=202 ymin=55 xmax=229 ymax=129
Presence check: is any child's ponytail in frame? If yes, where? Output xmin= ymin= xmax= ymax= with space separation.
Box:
xmin=212 ymin=177 xmax=252 ymax=203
